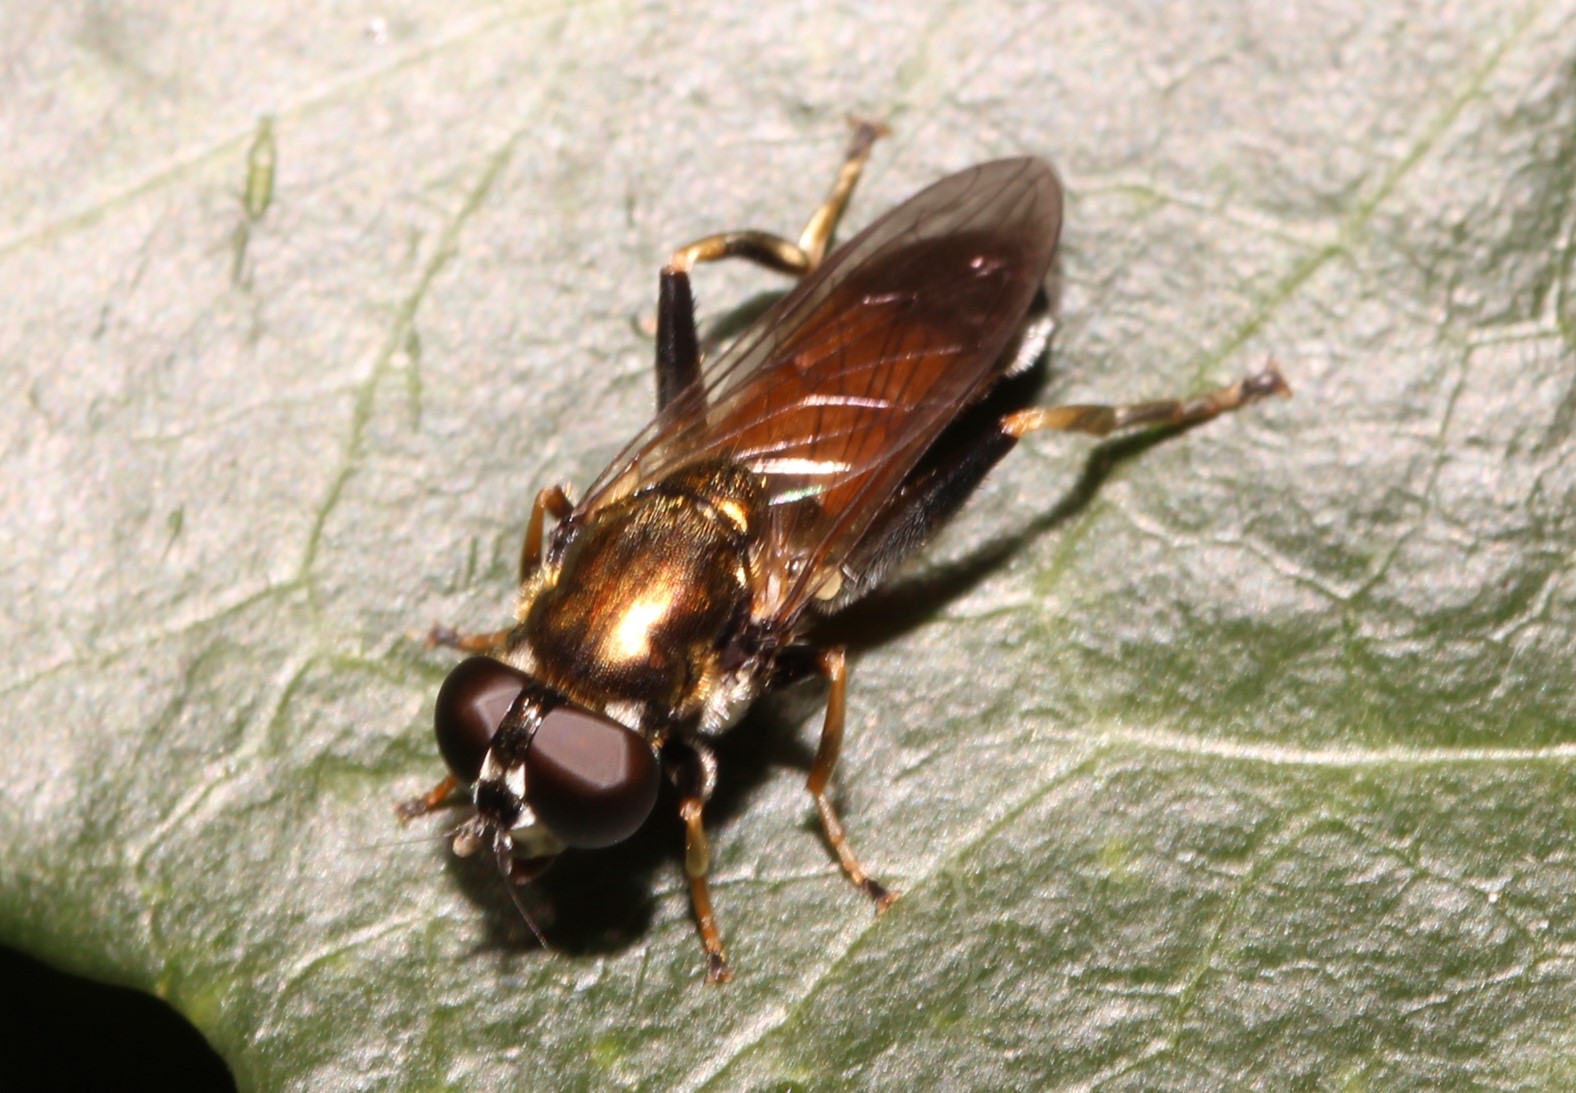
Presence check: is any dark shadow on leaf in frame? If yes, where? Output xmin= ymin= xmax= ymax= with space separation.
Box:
xmin=823 ymin=424 xmax=1204 ymax=654
xmin=442 ymin=813 xmax=661 ymax=961
xmin=700 ymin=290 xmax=786 ymax=357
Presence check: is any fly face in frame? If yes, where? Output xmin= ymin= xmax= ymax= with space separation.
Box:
xmin=401 ymin=120 xmax=1289 ymax=983
xmin=433 ymin=655 xmax=661 ymax=875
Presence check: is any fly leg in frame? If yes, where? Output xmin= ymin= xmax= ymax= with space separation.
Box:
xmin=1002 ymin=363 xmax=1291 ymax=440
xmin=667 ymin=118 xmax=888 ymax=278
xmin=654 ymin=119 xmax=887 ymax=411
xmin=808 ymin=648 xmax=897 ymax=911
xmin=423 ymin=626 xmax=511 ymax=654
xmin=395 ymin=772 xmax=460 ymax=820
xmin=838 ymin=363 xmax=1291 ymax=599
xmin=419 ymin=483 xmax=571 ymax=656
xmin=671 ymin=741 xmax=733 ymax=983
xmin=517 ymin=483 xmax=572 ymax=582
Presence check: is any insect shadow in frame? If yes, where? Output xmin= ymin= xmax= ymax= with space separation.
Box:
xmin=828 ymin=392 xmax=1186 ymax=650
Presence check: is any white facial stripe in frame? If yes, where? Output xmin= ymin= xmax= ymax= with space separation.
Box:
xmin=478 ymin=751 xmax=505 ymax=783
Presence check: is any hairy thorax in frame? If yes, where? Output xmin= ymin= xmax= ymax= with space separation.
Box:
xmin=517 ymin=462 xmax=764 ymax=722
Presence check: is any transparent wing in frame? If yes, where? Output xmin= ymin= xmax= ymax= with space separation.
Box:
xmin=576 ymin=156 xmax=1063 ymax=622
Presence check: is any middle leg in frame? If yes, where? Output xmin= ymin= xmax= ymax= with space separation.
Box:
xmin=807 ymin=647 xmax=897 ymax=911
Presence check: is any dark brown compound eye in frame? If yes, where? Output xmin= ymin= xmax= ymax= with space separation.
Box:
xmin=433 ymin=656 xmax=530 ymax=783
xmin=524 ymin=707 xmax=660 ymax=849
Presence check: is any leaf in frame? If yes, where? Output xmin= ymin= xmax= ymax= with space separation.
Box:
xmin=4 ymin=2 xmax=1575 ymax=1090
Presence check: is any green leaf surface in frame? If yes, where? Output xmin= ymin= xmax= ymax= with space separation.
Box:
xmin=4 ymin=2 xmax=1575 ymax=1089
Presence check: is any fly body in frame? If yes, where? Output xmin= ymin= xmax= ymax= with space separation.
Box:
xmin=401 ymin=122 xmax=1289 ymax=982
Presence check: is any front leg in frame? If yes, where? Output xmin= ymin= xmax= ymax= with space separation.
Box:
xmin=395 ymin=772 xmax=461 ymax=821
xmin=418 ymin=482 xmax=573 ymax=655
xmin=670 ymin=740 xmax=733 ymax=983
xmin=517 ymin=483 xmax=572 ymax=582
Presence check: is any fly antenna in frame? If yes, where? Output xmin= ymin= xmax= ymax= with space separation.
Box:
xmin=496 ymin=846 xmax=551 ymax=950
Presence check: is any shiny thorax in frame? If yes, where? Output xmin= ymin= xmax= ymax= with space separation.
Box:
xmin=515 ymin=459 xmax=767 ymax=728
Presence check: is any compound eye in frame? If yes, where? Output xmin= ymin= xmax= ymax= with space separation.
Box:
xmin=524 ymin=707 xmax=659 ymax=849
xmin=433 ymin=656 xmax=529 ymax=783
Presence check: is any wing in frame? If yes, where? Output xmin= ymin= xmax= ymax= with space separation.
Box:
xmin=575 ymin=156 xmax=1062 ymax=624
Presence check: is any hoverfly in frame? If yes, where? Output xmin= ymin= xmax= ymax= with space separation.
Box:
xmin=401 ymin=121 xmax=1288 ymax=982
